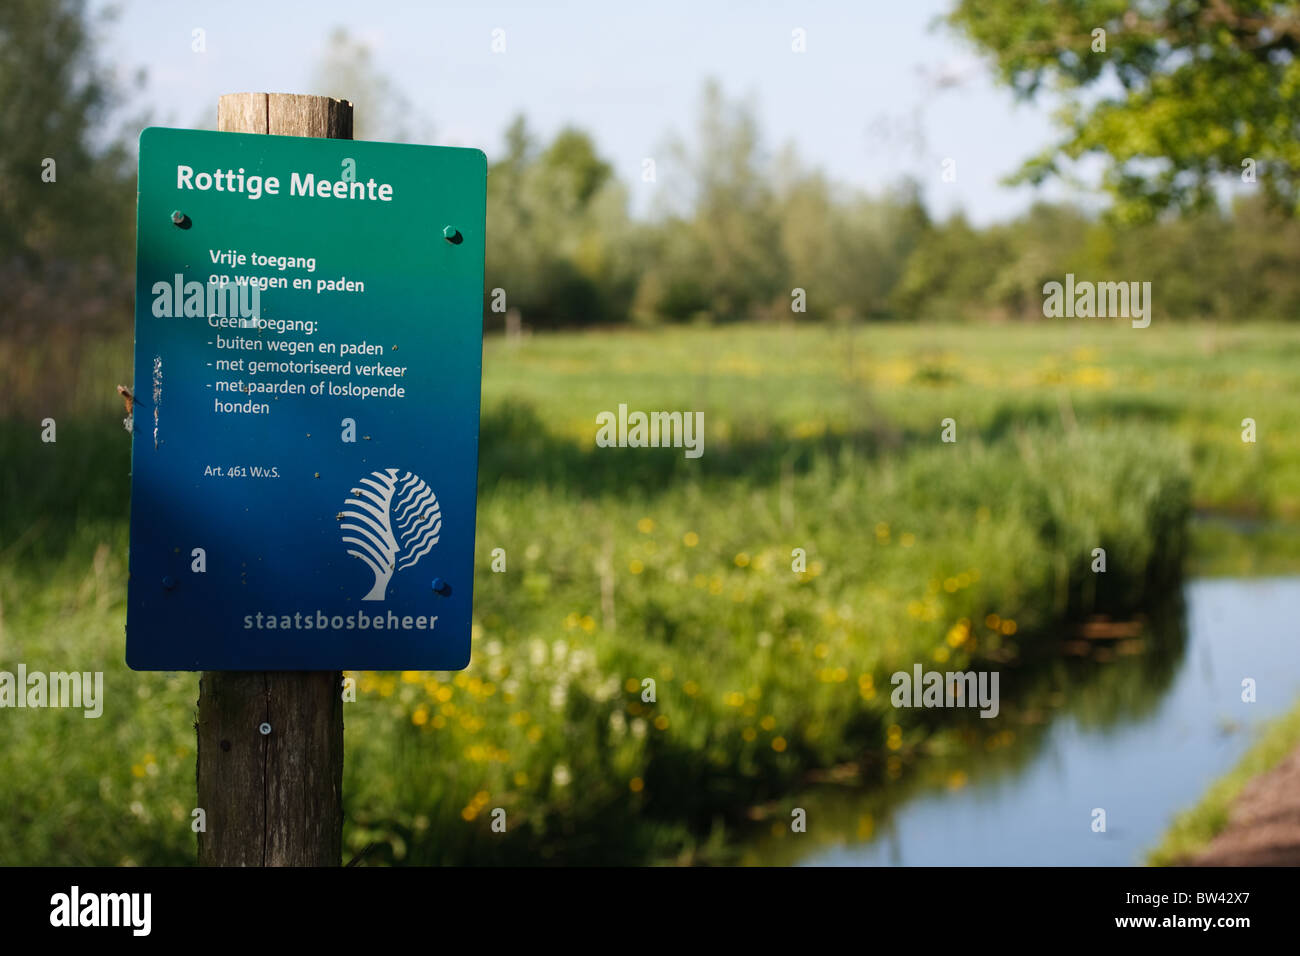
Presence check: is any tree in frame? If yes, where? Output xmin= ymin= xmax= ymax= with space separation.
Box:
xmin=484 ymin=118 xmax=637 ymax=327
xmin=540 ymin=128 xmax=613 ymax=206
xmin=892 ymin=213 xmax=1015 ymax=320
xmin=946 ymin=0 xmax=1300 ymax=220
xmin=774 ymin=161 xmax=928 ymax=321
xmin=0 ymin=0 xmax=137 ymax=367
xmin=0 ymin=0 xmax=135 ymax=270
xmin=984 ymin=203 xmax=1099 ymax=318
xmin=636 ymin=81 xmax=786 ymax=323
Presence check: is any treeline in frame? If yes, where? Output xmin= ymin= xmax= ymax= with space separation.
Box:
xmin=488 ymin=84 xmax=1300 ymax=328
xmin=7 ymin=2 xmax=1300 ymax=347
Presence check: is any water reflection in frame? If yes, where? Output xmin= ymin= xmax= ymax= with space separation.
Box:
xmin=737 ymin=578 xmax=1300 ymax=866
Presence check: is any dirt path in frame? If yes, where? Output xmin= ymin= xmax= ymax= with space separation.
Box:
xmin=1191 ymin=744 xmax=1300 ymax=865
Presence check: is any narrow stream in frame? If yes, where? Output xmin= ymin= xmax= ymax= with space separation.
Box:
xmin=739 ymin=577 xmax=1300 ymax=866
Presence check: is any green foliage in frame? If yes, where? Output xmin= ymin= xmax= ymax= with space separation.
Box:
xmin=631 ymin=83 xmax=929 ymax=325
xmin=485 ymin=118 xmax=640 ymax=329
xmin=0 ymin=0 xmax=133 ymax=266
xmin=896 ymin=193 xmax=1300 ymax=321
xmin=340 ymin=424 xmax=1187 ymax=864
xmin=946 ymin=0 xmax=1300 ymax=221
xmin=654 ymin=81 xmax=786 ymax=322
xmin=893 ymin=213 xmax=1013 ymax=320
xmin=0 ymin=0 xmax=135 ymax=341
xmin=777 ymin=172 xmax=929 ymax=322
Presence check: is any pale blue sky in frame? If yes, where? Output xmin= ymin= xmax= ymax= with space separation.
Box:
xmin=100 ymin=0 xmax=1097 ymax=224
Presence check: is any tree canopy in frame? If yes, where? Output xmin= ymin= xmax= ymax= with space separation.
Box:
xmin=946 ymin=0 xmax=1300 ymax=220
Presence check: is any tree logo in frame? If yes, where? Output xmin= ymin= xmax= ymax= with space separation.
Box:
xmin=341 ymin=468 xmax=441 ymax=600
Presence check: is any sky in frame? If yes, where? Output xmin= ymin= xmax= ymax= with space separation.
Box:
xmin=97 ymin=0 xmax=1099 ymax=225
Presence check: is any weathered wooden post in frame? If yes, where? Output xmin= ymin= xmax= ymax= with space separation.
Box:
xmin=194 ymin=93 xmax=351 ymax=866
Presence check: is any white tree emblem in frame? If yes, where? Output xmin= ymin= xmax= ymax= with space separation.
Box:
xmin=341 ymin=468 xmax=442 ymax=600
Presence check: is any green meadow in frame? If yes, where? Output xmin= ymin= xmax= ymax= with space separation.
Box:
xmin=1 ymin=321 xmax=1297 ymax=865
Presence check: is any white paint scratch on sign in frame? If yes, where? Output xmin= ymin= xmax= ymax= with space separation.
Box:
xmin=151 ymin=356 xmax=162 ymax=449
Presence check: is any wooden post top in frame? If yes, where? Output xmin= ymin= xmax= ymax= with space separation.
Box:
xmin=218 ymin=93 xmax=354 ymax=139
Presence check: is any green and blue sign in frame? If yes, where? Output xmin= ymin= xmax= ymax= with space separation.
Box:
xmin=127 ymin=127 xmax=486 ymax=670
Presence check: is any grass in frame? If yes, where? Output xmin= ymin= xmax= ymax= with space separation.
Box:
xmin=2 ymin=319 xmax=1297 ymax=865
xmin=1147 ymin=697 xmax=1300 ymax=865
xmin=478 ymin=321 xmax=1300 ymax=523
